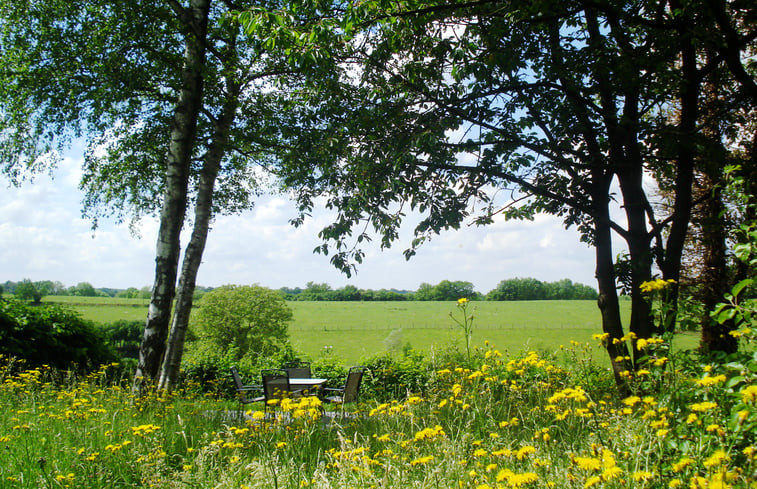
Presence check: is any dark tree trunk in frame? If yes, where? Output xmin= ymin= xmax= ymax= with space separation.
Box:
xmin=660 ymin=0 xmax=700 ymax=334
xmin=593 ymin=173 xmax=632 ymax=396
xmin=134 ymin=0 xmax=211 ymax=389
xmin=698 ymin=179 xmax=738 ymax=354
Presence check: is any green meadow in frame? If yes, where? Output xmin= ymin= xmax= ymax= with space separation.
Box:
xmin=40 ymin=297 xmax=700 ymax=363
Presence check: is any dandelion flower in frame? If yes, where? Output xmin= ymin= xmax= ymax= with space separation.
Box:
xmin=410 ymin=455 xmax=434 ymax=466
xmin=740 ymin=385 xmax=757 ymax=403
xmin=703 ymin=450 xmax=728 ymax=468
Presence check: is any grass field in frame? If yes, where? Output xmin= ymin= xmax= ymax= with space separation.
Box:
xmin=287 ymin=300 xmax=631 ymax=362
xmin=38 ymin=296 xmax=700 ymax=363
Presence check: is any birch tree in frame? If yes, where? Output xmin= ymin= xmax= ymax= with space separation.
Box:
xmin=1 ymin=0 xmax=336 ymax=390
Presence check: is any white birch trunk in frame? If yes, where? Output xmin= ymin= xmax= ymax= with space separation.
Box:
xmin=134 ymin=0 xmax=211 ymax=390
xmin=158 ymin=85 xmax=239 ymax=390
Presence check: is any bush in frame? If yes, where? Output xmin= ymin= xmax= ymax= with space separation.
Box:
xmin=14 ymin=278 xmax=42 ymax=303
xmin=360 ymin=349 xmax=432 ymax=401
xmin=0 ymin=298 xmax=115 ymax=372
xmin=188 ymin=284 xmax=292 ymax=363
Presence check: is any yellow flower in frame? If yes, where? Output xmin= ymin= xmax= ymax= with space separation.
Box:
xmin=458 ymin=298 xmax=469 ymax=305
xmin=572 ymin=456 xmax=601 ymax=471
xmin=414 ymin=425 xmax=445 ymax=442
xmin=740 ymin=385 xmax=757 ymax=403
xmin=622 ymin=396 xmax=641 ymax=407
xmin=672 ymin=457 xmax=693 ymax=473
xmin=631 ymin=470 xmax=655 ymax=481
xmin=669 ymin=479 xmax=682 ymax=488
xmin=703 ymin=450 xmax=728 ymax=468
xmin=515 ymin=446 xmax=536 ymax=460
xmin=695 ymin=375 xmax=727 ymax=387
xmin=410 ymin=455 xmax=434 ymax=466
xmin=690 ymin=401 xmax=718 ymax=412
xmin=639 ymin=279 xmax=674 ymax=293
xmin=584 ymin=476 xmax=602 ymax=488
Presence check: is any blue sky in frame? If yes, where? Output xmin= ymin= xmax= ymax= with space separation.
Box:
xmin=1 ymin=151 xmax=605 ymax=294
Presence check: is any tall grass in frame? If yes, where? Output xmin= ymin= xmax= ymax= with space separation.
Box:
xmin=1 ymin=324 xmax=754 ymax=488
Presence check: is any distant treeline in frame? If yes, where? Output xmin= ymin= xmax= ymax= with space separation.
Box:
xmin=278 ymin=279 xmax=597 ymax=301
xmin=3 ymin=277 xmax=597 ymax=303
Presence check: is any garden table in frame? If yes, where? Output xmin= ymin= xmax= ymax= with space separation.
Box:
xmin=289 ymin=378 xmax=327 ymax=392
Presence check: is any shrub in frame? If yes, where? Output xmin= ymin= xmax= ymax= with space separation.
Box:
xmin=0 ymin=298 xmax=115 ymax=372
xmin=361 ymin=349 xmax=432 ymax=401
xmin=188 ymin=284 xmax=292 ymax=363
xmin=13 ymin=278 xmax=42 ymax=303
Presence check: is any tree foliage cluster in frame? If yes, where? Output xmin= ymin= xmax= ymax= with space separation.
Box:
xmin=186 ymin=284 xmax=292 ymax=362
xmin=2 ymin=279 xmax=121 ymax=299
xmin=266 ymin=0 xmax=755 ymax=390
xmin=0 ymin=298 xmax=115 ymax=371
xmin=486 ymin=278 xmax=598 ymax=301
xmin=280 ymin=278 xmax=596 ymax=301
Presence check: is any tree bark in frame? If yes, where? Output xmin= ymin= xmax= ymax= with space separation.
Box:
xmin=660 ymin=0 xmax=700 ymax=331
xmin=592 ymin=172 xmax=632 ymax=396
xmin=698 ymin=178 xmax=738 ymax=353
xmin=158 ymin=80 xmax=240 ymax=391
xmin=134 ymin=0 xmax=211 ymax=390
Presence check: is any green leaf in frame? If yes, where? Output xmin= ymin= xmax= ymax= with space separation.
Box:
xmin=731 ymin=279 xmax=753 ymax=298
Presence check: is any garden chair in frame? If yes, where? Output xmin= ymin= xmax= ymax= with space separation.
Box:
xmin=283 ymin=360 xmax=311 ymax=379
xmin=323 ymin=366 xmax=366 ymax=413
xmin=230 ymin=366 xmax=263 ymax=405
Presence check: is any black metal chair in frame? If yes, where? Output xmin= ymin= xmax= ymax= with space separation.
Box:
xmin=230 ymin=366 xmax=264 ymax=405
xmin=261 ymin=369 xmax=290 ymax=405
xmin=323 ymin=366 xmax=366 ymax=406
xmin=283 ymin=360 xmax=312 ymax=379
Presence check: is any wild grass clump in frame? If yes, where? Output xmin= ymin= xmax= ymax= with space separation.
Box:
xmin=1 ymin=326 xmax=755 ymax=488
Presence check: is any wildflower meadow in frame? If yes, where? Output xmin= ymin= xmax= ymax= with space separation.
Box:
xmin=1 ymin=317 xmax=755 ymax=489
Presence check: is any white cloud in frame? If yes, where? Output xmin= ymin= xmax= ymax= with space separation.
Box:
xmin=1 ymin=154 xmax=606 ymax=293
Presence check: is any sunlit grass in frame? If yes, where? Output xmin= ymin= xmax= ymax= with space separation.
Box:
xmin=42 ymin=297 xmax=646 ymax=363
xmin=2 ymin=324 xmax=754 ymax=489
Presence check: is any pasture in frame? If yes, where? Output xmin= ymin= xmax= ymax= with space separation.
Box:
xmin=41 ymin=297 xmax=699 ymax=363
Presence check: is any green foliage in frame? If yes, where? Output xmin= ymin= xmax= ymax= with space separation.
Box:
xmin=487 ymin=277 xmax=597 ymax=301
xmin=0 ymin=298 xmax=114 ymax=371
xmin=68 ymin=282 xmax=97 ymax=297
xmin=13 ymin=278 xmax=42 ymax=303
xmin=413 ymin=280 xmax=479 ymax=301
xmin=99 ymin=319 xmax=143 ymax=363
xmin=115 ymin=287 xmax=141 ymax=299
xmin=360 ymin=349 xmax=432 ymax=401
xmin=187 ymin=285 xmax=293 ymax=365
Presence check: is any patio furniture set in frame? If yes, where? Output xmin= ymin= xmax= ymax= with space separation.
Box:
xmin=230 ymin=362 xmax=366 ymax=414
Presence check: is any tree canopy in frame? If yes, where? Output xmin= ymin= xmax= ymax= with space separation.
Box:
xmin=254 ymin=0 xmax=755 ymax=388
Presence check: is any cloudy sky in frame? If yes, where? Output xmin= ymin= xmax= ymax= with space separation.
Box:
xmin=1 ymin=150 xmax=607 ymax=295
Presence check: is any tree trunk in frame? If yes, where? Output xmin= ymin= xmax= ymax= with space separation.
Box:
xmin=158 ymin=83 xmax=240 ymax=391
xmin=615 ymin=87 xmax=655 ymax=354
xmin=698 ymin=179 xmax=738 ymax=354
xmin=660 ymin=1 xmax=699 ymax=332
xmin=592 ymin=173 xmax=632 ymax=396
xmin=134 ymin=0 xmax=211 ymax=390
